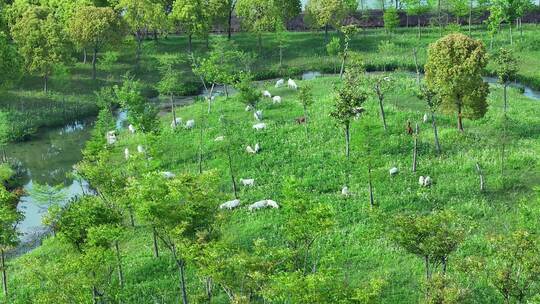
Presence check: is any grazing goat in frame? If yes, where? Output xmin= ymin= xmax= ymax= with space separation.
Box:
xmin=275 ymin=79 xmax=285 ymax=88
xmin=185 ymin=119 xmax=195 ymax=129
xmin=389 ymin=167 xmax=399 ymax=176
xmin=220 ymin=199 xmax=240 ymax=210
xmin=419 ymin=176 xmax=433 ymax=187
xmin=263 ymin=90 xmax=272 ymax=98
xmin=288 ymin=78 xmax=298 ymax=90
xmin=272 ymin=96 xmax=282 ymax=104
xmin=137 ymin=145 xmax=145 ymax=154
xmin=254 ymin=110 xmax=263 ymax=121
xmin=249 ymin=199 xmax=279 ymax=211
xmin=246 ymin=143 xmax=261 ymax=154
xmin=341 ymin=186 xmax=350 ymax=196
xmin=106 ymin=131 xmax=117 ymax=145
xmin=240 ymin=178 xmax=255 ymax=187
xmin=423 ymin=113 xmax=429 ymax=123
xmin=124 ymin=148 xmax=130 ymax=160
xmin=214 ymin=136 xmax=225 ymax=142
xmin=128 ymin=124 xmax=136 ymax=134
xmin=245 ymin=105 xmax=254 ymax=112
xmin=162 ymin=171 xmax=176 ymax=179
xmin=171 ymin=118 xmax=182 ymax=128
xmin=253 ymin=123 xmax=267 ymax=130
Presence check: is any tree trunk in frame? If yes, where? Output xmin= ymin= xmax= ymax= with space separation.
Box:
xmin=115 ymin=241 xmax=124 ymax=289
xmin=171 ymin=94 xmax=177 ymax=127
xmin=188 ymin=34 xmax=193 ymax=53
xmin=425 ymin=256 xmax=430 ymax=280
xmin=152 ymin=227 xmax=159 ymax=258
xmin=457 ymin=104 xmax=464 ymax=131
xmin=413 ymin=48 xmax=420 ymax=87
xmin=475 ymin=162 xmax=485 ymax=192
xmin=503 ymin=83 xmax=508 ymax=113
xmin=44 ymin=73 xmax=48 ymax=93
xmin=438 ymin=0 xmax=442 ymax=35
xmin=431 ymin=112 xmax=441 ymax=155
xmin=83 ymin=48 xmax=87 ymax=64
xmin=303 ymin=106 xmax=309 ymax=138
xmin=412 ymin=123 xmax=419 ymax=172
xmin=153 ymin=30 xmax=158 ymax=42
xmin=377 ymin=92 xmax=388 ymax=131
xmin=325 ymin=24 xmax=329 ymax=41
xmin=175 ymin=259 xmax=189 ymax=304
xmin=344 ymin=124 xmax=350 ymax=159
xmin=417 ymin=16 xmax=421 ymax=39
xmin=226 ymin=146 xmax=238 ymax=199
xmin=368 ymin=165 xmax=375 ymax=208
xmin=129 ymin=210 xmax=135 ymax=227
xmin=1 ymin=249 xmax=7 ymax=297
xmin=136 ymin=34 xmax=143 ymax=68
xmin=339 ymin=53 xmax=347 ymax=79
xmin=509 ymin=23 xmax=513 ymax=45
xmin=228 ymin=9 xmax=233 ymax=40
xmin=468 ymin=0 xmax=473 ymax=36
xmin=92 ymin=47 xmax=98 ymax=81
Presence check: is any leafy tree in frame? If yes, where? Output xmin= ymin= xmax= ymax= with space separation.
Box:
xmin=383 ymin=7 xmax=400 ymax=34
xmin=330 ymin=52 xmax=368 ymax=159
xmin=116 ymin=0 xmax=155 ymax=66
xmin=493 ymin=0 xmax=533 ymax=44
xmin=129 ymin=171 xmax=220 ymax=304
xmin=0 ymin=33 xmax=21 ymax=90
xmin=235 ymin=73 xmax=261 ymax=110
xmin=68 ymin=6 xmax=125 ymax=80
xmin=326 ymin=36 xmax=341 ymax=73
xmin=339 ymin=25 xmax=358 ymax=78
xmin=418 ymin=85 xmax=442 ymax=155
xmin=423 ymin=274 xmax=469 ymax=304
xmin=0 ymin=186 xmax=22 ymax=298
xmin=298 ymin=84 xmax=314 ymax=137
xmin=171 ymin=0 xmax=209 ymax=53
xmin=11 ymin=7 xmax=72 ymax=92
xmin=372 ymin=75 xmax=393 ymax=131
xmin=305 ymin=0 xmax=356 ymax=40
xmin=392 ymin=210 xmax=467 ymax=280
xmin=425 ymin=33 xmax=489 ymax=131
xmin=402 ymin=0 xmax=431 ymax=38
xmin=486 ymin=3 xmax=505 ymax=50
xmin=495 ymin=47 xmax=518 ymax=114
xmin=29 ymin=183 xmax=66 ymax=235
xmin=157 ymin=54 xmax=184 ymax=127
xmin=114 ymin=74 xmax=159 ymax=133
xmin=487 ymin=230 xmax=540 ymax=304
xmin=275 ymin=23 xmax=290 ymax=68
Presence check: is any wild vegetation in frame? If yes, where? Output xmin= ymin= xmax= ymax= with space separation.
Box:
xmin=0 ymin=0 xmax=539 ymax=303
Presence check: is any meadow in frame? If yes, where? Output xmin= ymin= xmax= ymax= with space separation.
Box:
xmin=5 ymin=70 xmax=540 ymax=303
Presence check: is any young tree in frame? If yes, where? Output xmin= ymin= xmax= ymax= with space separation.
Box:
xmin=0 ymin=186 xmax=22 ymax=298
xmin=68 ymin=6 xmax=126 ymax=80
xmin=372 ymin=75 xmax=393 ymax=131
xmin=275 ymin=23 xmax=290 ymax=68
xmin=495 ymin=47 xmax=518 ymax=114
xmin=157 ymin=55 xmax=183 ymax=127
xmin=235 ymin=73 xmax=261 ymax=110
xmin=418 ymin=85 xmax=442 ymax=155
xmin=305 ymin=0 xmax=355 ymax=40
xmin=425 ymin=34 xmax=489 ymax=132
xmin=116 ymin=0 xmax=155 ymax=67
xmin=298 ymin=84 xmax=315 ymax=137
xmin=131 ymin=172 xmax=220 ymax=304
xmin=392 ymin=210 xmax=467 ymax=280
xmin=487 ymin=230 xmax=540 ymax=304
xmin=171 ymin=0 xmax=209 ymax=53
xmin=383 ymin=7 xmax=400 ymax=35
xmin=11 ymin=7 xmax=72 ymax=92
xmin=486 ymin=4 xmax=505 ymax=50
xmin=330 ymin=53 xmax=368 ymax=159
xmin=403 ymin=0 xmax=431 ymax=38
xmin=339 ymin=25 xmax=358 ymax=79
xmin=326 ymin=36 xmax=341 ymax=73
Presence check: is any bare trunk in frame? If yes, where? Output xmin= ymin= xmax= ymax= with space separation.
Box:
xmin=226 ymin=146 xmax=238 ymax=199
xmin=475 ymin=163 xmax=485 ymax=192
xmin=83 ymin=48 xmax=87 ymax=64
xmin=92 ymin=47 xmax=98 ymax=81
xmin=345 ymin=124 xmax=350 ymax=159
xmin=175 ymin=257 xmax=189 ymax=304
xmin=509 ymin=23 xmax=513 ymax=45
xmin=1 ymin=249 xmax=7 ymax=297
xmin=377 ymin=91 xmax=388 ymax=130
xmin=412 ymin=123 xmax=418 ymax=172
xmin=431 ymin=112 xmax=441 ymax=155
xmin=503 ymin=84 xmax=508 ymax=113
xmin=129 ymin=210 xmax=135 ymax=227
xmin=171 ymin=94 xmax=177 ymax=127
xmin=152 ymin=227 xmax=159 ymax=258
xmin=228 ymin=9 xmax=233 ymax=40
xmin=115 ymin=241 xmax=124 ymax=289
xmin=368 ymin=165 xmax=375 ymax=208
xmin=44 ymin=73 xmax=48 ymax=93
xmin=413 ymin=48 xmax=420 ymax=87
xmin=188 ymin=34 xmax=193 ymax=53
xmin=457 ymin=103 xmax=464 ymax=131
xmin=468 ymin=0 xmax=473 ymax=36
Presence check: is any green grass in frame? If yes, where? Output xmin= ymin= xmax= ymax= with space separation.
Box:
xmin=3 ymin=24 xmax=540 ymax=141
xmin=5 ymin=72 xmax=540 ymax=303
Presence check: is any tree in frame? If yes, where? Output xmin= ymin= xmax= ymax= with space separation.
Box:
xmin=235 ymin=73 xmax=261 ymax=110
xmin=326 ymin=37 xmax=341 ymax=73
xmin=11 ymin=7 xmax=72 ymax=92
xmin=495 ymin=47 xmax=518 ymax=114
xmin=305 ymin=0 xmax=356 ymax=40
xmin=171 ymin=0 xmax=209 ymax=53
xmin=372 ymin=75 xmax=393 ymax=131
xmin=298 ymin=84 xmax=314 ymax=137
xmin=339 ymin=25 xmax=358 ymax=79
xmin=157 ymin=55 xmax=184 ymax=128
xmin=116 ymin=0 xmax=155 ymax=67
xmin=114 ymin=74 xmax=159 ymax=133
xmin=0 ymin=33 xmax=21 ymax=90
xmin=425 ymin=34 xmax=489 ymax=132
xmin=418 ymin=85 xmax=442 ymax=155
xmin=402 ymin=0 xmax=431 ymax=38
xmin=383 ymin=7 xmax=400 ymax=34
xmin=275 ymin=23 xmax=290 ymax=68
xmin=493 ymin=0 xmax=533 ymax=44
xmin=487 ymin=230 xmax=540 ymax=304
xmin=392 ymin=210 xmax=467 ymax=280
xmin=130 ymin=172 xmax=220 ymax=304
xmin=486 ymin=4 xmax=505 ymax=50
xmin=68 ymin=6 xmax=125 ymax=80
xmin=0 ymin=186 xmax=22 ymax=298
xmin=330 ymin=53 xmax=368 ymax=159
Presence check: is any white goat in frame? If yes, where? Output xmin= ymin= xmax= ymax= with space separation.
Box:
xmin=263 ymin=90 xmax=272 ymax=98
xmin=389 ymin=167 xmax=399 ymax=176
xmin=214 ymin=136 xmax=225 ymax=142
xmin=246 ymin=143 xmax=261 ymax=154
xmin=124 ymin=148 xmax=130 ymax=160
xmin=240 ymin=178 xmax=255 ymax=187
xmin=220 ymin=199 xmax=240 ymax=210
xmin=341 ymin=186 xmax=350 ymax=196
xmin=245 ymin=105 xmax=254 ymax=112
xmin=272 ymin=96 xmax=282 ymax=104
xmin=288 ymin=78 xmax=298 ymax=90
xmin=137 ymin=145 xmax=145 ymax=154
xmin=419 ymin=176 xmax=433 ymax=187
xmin=185 ymin=119 xmax=195 ymax=129
xmin=275 ymin=79 xmax=285 ymax=88
xmin=171 ymin=118 xmax=183 ymax=128
xmin=249 ymin=199 xmax=279 ymax=211
xmin=254 ymin=110 xmax=263 ymax=121
xmin=106 ymin=131 xmax=117 ymax=145
xmin=253 ymin=123 xmax=267 ymax=131
xmin=128 ymin=124 xmax=136 ymax=134
xmin=162 ymin=171 xmax=176 ymax=179
xmin=423 ymin=113 xmax=429 ymax=123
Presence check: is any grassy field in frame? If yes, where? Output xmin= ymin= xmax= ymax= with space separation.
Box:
xmin=3 ymin=24 xmax=540 ymax=141
xmin=5 ymin=71 xmax=540 ymax=303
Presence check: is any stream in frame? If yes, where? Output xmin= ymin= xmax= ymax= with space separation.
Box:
xmin=6 ymin=72 xmax=539 ymax=253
